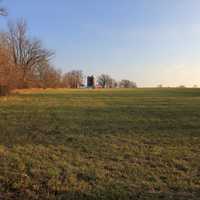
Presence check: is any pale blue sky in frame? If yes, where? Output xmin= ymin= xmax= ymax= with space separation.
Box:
xmin=1 ymin=0 xmax=200 ymax=86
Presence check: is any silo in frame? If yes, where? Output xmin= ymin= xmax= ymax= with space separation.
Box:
xmin=87 ymin=76 xmax=95 ymax=88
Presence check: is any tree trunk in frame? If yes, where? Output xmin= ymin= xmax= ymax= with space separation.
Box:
xmin=0 ymin=85 xmax=9 ymax=96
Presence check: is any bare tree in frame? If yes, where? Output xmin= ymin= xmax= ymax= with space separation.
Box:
xmin=157 ymin=84 xmax=163 ymax=88
xmin=0 ymin=8 xmax=7 ymax=16
xmin=0 ymin=1 xmax=7 ymax=16
xmin=6 ymin=20 xmax=54 ymax=88
xmin=34 ymin=63 xmax=61 ymax=88
xmin=62 ymin=70 xmax=83 ymax=88
xmin=0 ymin=46 xmax=11 ymax=86
xmin=97 ymin=74 xmax=113 ymax=88
xmin=110 ymin=79 xmax=118 ymax=88
xmin=0 ymin=44 xmax=19 ymax=93
xmin=0 ymin=32 xmax=17 ymax=90
xmin=119 ymin=80 xmax=137 ymax=88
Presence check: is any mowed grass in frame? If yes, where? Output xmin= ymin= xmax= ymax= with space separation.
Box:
xmin=0 ymin=88 xmax=200 ymax=199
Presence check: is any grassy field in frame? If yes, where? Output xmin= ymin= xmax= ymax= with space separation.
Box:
xmin=0 ymin=88 xmax=200 ymax=199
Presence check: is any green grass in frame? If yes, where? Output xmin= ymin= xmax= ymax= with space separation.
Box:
xmin=0 ymin=88 xmax=200 ymax=199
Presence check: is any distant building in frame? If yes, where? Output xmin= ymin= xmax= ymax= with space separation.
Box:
xmin=87 ymin=76 xmax=95 ymax=88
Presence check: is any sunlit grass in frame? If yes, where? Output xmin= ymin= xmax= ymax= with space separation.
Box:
xmin=0 ymin=88 xmax=200 ymax=199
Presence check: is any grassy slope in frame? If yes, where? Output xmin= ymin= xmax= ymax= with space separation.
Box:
xmin=0 ymin=88 xmax=200 ymax=199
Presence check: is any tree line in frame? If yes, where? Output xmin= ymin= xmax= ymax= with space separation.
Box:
xmin=97 ymin=74 xmax=137 ymax=88
xmin=0 ymin=6 xmax=136 ymax=94
xmin=0 ymin=19 xmax=59 ymax=90
xmin=0 ymin=20 xmax=137 ymax=92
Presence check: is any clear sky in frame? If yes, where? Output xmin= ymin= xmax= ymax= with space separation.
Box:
xmin=1 ymin=0 xmax=200 ymax=87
